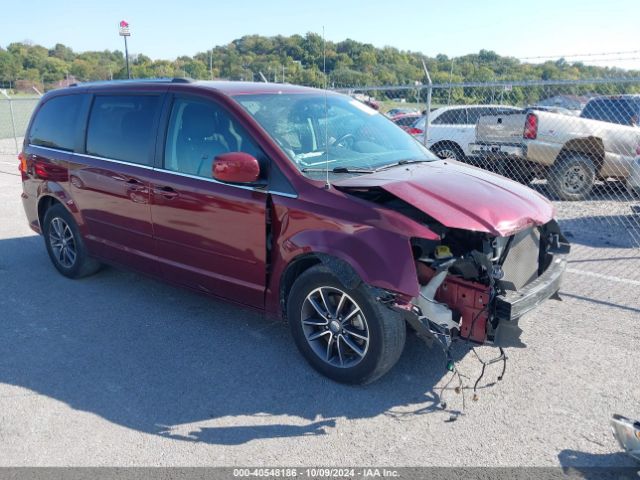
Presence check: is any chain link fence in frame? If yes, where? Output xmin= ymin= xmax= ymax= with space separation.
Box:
xmin=0 ymin=95 xmax=39 ymax=156
xmin=1 ymin=80 xmax=639 ymax=310
xmin=336 ymin=78 xmax=640 ymax=309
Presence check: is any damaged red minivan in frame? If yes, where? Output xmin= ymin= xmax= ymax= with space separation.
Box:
xmin=20 ymin=79 xmax=569 ymax=384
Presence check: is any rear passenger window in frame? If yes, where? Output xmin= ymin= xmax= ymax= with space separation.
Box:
xmin=86 ymin=95 xmax=160 ymax=165
xmin=29 ymin=95 xmax=84 ymax=151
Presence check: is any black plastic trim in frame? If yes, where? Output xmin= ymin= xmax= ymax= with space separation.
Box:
xmin=495 ymin=250 xmax=568 ymax=321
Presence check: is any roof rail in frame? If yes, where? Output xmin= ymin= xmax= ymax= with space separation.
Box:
xmin=67 ymin=77 xmax=195 ymax=87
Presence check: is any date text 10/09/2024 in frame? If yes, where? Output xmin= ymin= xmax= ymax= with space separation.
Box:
xmin=232 ymin=468 xmax=400 ymax=478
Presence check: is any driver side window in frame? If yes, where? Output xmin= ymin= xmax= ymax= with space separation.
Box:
xmin=164 ymin=97 xmax=267 ymax=179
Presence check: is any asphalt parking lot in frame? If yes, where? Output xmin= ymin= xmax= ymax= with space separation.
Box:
xmin=0 ymin=157 xmax=639 ymax=468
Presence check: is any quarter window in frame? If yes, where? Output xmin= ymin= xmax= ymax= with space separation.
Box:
xmin=29 ymin=95 xmax=84 ymax=151
xmin=164 ymin=98 xmax=267 ymax=179
xmin=432 ymin=108 xmax=467 ymax=125
xmin=86 ymin=95 xmax=160 ymax=165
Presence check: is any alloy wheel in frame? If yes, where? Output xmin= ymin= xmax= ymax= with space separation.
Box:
xmin=300 ymin=287 xmax=370 ymax=368
xmin=49 ymin=217 xmax=77 ymax=268
xmin=437 ymin=148 xmax=458 ymax=160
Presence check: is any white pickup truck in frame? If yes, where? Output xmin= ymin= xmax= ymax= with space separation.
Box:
xmin=470 ymin=96 xmax=640 ymax=200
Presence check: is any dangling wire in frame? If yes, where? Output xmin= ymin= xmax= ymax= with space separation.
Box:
xmin=434 ymin=281 xmax=508 ymax=420
xmin=438 ymin=350 xmax=466 ymax=422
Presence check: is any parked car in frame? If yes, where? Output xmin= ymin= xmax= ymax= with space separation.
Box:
xmin=389 ymin=112 xmax=422 ymax=130
xmin=411 ymin=105 xmax=520 ymax=161
xmin=20 ymin=79 xmax=569 ymax=384
xmin=386 ymin=107 xmax=419 ymax=117
xmin=471 ymin=96 xmax=640 ymax=200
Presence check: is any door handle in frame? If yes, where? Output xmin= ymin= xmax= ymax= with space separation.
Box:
xmin=153 ymin=185 xmax=179 ymax=199
xmin=126 ymin=178 xmax=147 ymax=192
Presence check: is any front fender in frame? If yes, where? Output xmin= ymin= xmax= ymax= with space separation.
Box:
xmin=265 ymin=194 xmax=440 ymax=316
xmin=282 ymin=228 xmax=419 ymax=297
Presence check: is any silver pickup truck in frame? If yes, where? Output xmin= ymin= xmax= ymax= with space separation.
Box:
xmin=470 ymin=96 xmax=640 ymax=200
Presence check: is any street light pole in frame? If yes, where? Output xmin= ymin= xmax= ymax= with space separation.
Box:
xmin=119 ymin=20 xmax=131 ymax=79
xmin=124 ymin=35 xmax=130 ymax=79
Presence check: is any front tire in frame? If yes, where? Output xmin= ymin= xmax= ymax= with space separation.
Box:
xmin=287 ymin=265 xmax=406 ymax=384
xmin=548 ymin=154 xmax=596 ymax=201
xmin=43 ymin=203 xmax=101 ymax=278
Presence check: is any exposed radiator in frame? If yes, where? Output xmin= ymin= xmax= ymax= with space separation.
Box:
xmin=501 ymin=227 xmax=540 ymax=291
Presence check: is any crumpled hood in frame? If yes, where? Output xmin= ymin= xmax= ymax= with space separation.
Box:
xmin=334 ymin=161 xmax=555 ymax=237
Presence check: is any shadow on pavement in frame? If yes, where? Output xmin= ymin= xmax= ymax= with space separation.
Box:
xmin=558 ymin=449 xmax=639 ymax=479
xmin=0 ymin=235 xmax=474 ymax=446
xmin=558 ymin=214 xmax=640 ymax=249
xmin=560 ymin=292 xmax=640 ymax=314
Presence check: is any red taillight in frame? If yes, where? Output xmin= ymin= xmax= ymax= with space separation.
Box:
xmin=34 ymin=163 xmax=49 ymax=179
xmin=18 ymin=152 xmax=26 ymax=173
xmin=523 ymin=113 xmax=538 ymax=140
xmin=407 ymin=127 xmax=424 ymax=135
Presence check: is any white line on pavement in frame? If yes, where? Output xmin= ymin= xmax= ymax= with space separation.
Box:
xmin=566 ymin=267 xmax=640 ymax=286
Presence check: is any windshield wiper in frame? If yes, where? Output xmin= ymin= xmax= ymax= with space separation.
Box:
xmin=301 ymin=166 xmax=374 ymax=174
xmin=374 ymin=159 xmax=431 ymax=172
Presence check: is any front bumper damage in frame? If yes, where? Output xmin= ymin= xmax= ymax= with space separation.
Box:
xmin=492 ymin=249 xmax=568 ymax=346
xmin=391 ymin=225 xmax=570 ymax=350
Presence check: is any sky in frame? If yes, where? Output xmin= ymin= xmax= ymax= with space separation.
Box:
xmin=2 ymin=0 xmax=639 ymax=70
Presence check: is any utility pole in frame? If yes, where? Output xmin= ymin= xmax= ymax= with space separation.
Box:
xmin=448 ymin=58 xmax=454 ymax=105
xmin=209 ymin=49 xmax=213 ymax=80
xmin=124 ymin=36 xmax=130 ymax=78
xmin=421 ymin=59 xmax=433 ymax=147
xmin=119 ymin=20 xmax=131 ymax=79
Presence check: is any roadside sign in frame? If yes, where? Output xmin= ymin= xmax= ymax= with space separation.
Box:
xmin=119 ymin=20 xmax=131 ymax=37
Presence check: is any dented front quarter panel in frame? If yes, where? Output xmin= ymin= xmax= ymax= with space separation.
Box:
xmin=265 ymin=187 xmax=441 ymax=315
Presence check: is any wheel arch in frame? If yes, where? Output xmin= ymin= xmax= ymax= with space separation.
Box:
xmin=37 ymin=195 xmax=63 ymax=230
xmin=557 ymin=137 xmax=604 ymax=172
xmin=279 ymin=252 xmax=365 ymax=322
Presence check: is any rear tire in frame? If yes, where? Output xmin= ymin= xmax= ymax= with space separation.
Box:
xmin=43 ymin=203 xmax=101 ymax=279
xmin=431 ymin=142 xmax=465 ymax=162
xmin=287 ymin=265 xmax=406 ymax=384
xmin=548 ymin=154 xmax=596 ymax=201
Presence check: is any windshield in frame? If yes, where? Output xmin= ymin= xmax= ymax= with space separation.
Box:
xmin=233 ymin=93 xmax=437 ymax=175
